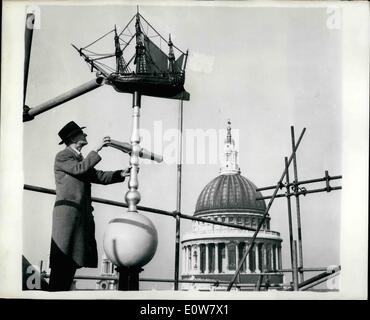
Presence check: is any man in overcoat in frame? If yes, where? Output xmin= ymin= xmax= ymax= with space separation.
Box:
xmin=49 ymin=121 xmax=131 ymax=291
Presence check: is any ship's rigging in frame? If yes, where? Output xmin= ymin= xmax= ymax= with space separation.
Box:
xmin=72 ymin=10 xmax=189 ymax=100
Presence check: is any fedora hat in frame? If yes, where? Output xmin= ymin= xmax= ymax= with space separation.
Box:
xmin=58 ymin=121 xmax=86 ymax=145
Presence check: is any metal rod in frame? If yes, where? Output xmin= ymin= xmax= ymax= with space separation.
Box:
xmin=279 ymin=267 xmax=330 ymax=273
xmin=42 ymin=266 xmax=331 ymax=279
xmin=42 ymin=273 xmax=282 ymax=288
xmin=298 ymin=267 xmax=340 ymax=289
xmin=140 ymin=278 xmax=228 ymax=284
xmin=227 ymin=128 xmax=306 ymax=291
xmin=125 ymin=91 xmax=141 ymax=213
xmin=257 ymin=175 xmax=342 ymax=192
xmin=23 ymin=183 xmax=340 ymax=232
xmin=255 ymin=275 xmax=263 ymax=291
xmin=325 ymin=170 xmax=332 ymax=192
xmin=23 ymin=184 xmax=257 ymax=231
xmin=299 ymin=271 xmax=340 ymax=291
xmin=174 ymin=98 xmax=184 ymax=290
xmin=24 ymin=77 xmax=105 ymax=121
xmin=24 ymin=13 xmax=35 ymax=105
xmin=107 ymin=139 xmax=163 ymax=162
xmin=285 ymin=157 xmax=294 ymax=269
xmin=291 ymin=126 xmax=304 ymax=282
xmin=41 ymin=270 xmax=328 ymax=286
xmin=256 ymin=186 xmax=342 ymax=201
xmin=292 ymin=240 xmax=299 ymax=291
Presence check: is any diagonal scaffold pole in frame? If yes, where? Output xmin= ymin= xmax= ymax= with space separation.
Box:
xmin=284 ymin=157 xmax=295 ymax=273
xmin=291 ymin=126 xmax=304 ymax=282
xmin=174 ymin=95 xmax=184 ymax=290
xmin=24 ymin=13 xmax=35 ymax=106
xmin=227 ymin=127 xmax=306 ymax=291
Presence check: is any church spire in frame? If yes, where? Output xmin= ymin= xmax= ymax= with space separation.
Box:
xmin=220 ymin=119 xmax=240 ymax=175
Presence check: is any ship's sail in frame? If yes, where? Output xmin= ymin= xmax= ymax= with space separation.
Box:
xmin=143 ymin=35 xmax=168 ymax=73
xmin=174 ymin=53 xmax=185 ymax=73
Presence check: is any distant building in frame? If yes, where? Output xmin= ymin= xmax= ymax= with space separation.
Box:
xmin=96 ymin=253 xmax=118 ymax=290
xmin=181 ymin=121 xmax=284 ymax=290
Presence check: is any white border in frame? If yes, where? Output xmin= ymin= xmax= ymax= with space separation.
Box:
xmin=0 ymin=0 xmax=368 ymax=299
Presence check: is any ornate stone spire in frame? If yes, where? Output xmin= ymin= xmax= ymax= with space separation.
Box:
xmin=220 ymin=120 xmax=240 ymax=175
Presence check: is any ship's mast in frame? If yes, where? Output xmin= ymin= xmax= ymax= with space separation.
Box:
xmin=168 ymin=34 xmax=175 ymax=73
xmin=114 ymin=25 xmax=126 ymax=74
xmin=134 ymin=13 xmax=147 ymax=73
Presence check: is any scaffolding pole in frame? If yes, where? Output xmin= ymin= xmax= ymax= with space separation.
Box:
xmin=292 ymin=240 xmax=299 ymax=291
xmin=285 ymin=157 xmax=294 ymax=269
xmin=299 ymin=270 xmax=340 ymax=291
xmin=174 ymin=97 xmax=184 ymax=290
xmin=23 ymin=185 xmax=258 ymax=232
xmin=256 ymin=174 xmax=342 ymax=192
xmin=256 ymin=185 xmax=342 ymax=201
xmin=226 ymin=128 xmax=306 ymax=291
xmin=24 ymin=13 xmax=35 ymax=105
xmin=291 ymin=126 xmax=304 ymax=282
xmin=23 ymin=77 xmax=106 ymax=122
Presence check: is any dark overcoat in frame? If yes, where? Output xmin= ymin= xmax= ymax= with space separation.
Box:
xmin=50 ymin=147 xmax=125 ymax=268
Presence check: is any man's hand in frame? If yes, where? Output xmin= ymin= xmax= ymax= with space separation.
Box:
xmin=121 ymin=166 xmax=132 ymax=178
xmin=96 ymin=136 xmax=111 ymax=152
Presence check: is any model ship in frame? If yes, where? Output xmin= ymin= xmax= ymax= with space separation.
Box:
xmin=72 ymin=9 xmax=190 ymax=100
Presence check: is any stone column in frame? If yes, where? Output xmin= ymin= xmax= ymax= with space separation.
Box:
xmin=184 ymin=246 xmax=188 ymax=274
xmin=224 ymin=243 xmax=229 ymax=273
xmin=270 ymin=244 xmax=274 ymax=271
xmin=245 ymin=242 xmax=251 ymax=273
xmin=205 ymin=243 xmax=209 ymax=274
xmin=215 ymin=243 xmax=219 ymax=274
xmin=265 ymin=244 xmax=269 ymax=271
xmin=278 ymin=245 xmax=282 ymax=270
xmin=189 ymin=245 xmax=193 ymax=274
xmin=260 ymin=243 xmax=264 ymax=272
xmin=182 ymin=247 xmax=186 ymax=275
xmin=196 ymin=244 xmax=201 ymax=274
xmin=275 ymin=245 xmax=279 ymax=271
xmin=235 ymin=242 xmax=239 ymax=271
xmin=255 ymin=244 xmax=260 ymax=273
xmin=269 ymin=244 xmax=273 ymax=271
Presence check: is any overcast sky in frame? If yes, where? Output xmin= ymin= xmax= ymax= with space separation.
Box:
xmin=20 ymin=3 xmax=346 ymax=290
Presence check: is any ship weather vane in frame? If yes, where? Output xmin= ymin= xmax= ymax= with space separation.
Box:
xmin=71 ymin=9 xmax=189 ymax=100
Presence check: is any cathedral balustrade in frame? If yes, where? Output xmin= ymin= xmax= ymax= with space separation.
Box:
xmin=190 ymin=221 xmax=280 ymax=237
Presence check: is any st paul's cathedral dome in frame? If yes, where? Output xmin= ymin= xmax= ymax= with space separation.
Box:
xmin=181 ymin=121 xmax=283 ymax=290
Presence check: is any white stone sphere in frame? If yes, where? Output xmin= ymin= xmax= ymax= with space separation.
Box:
xmin=103 ymin=212 xmax=158 ymax=267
